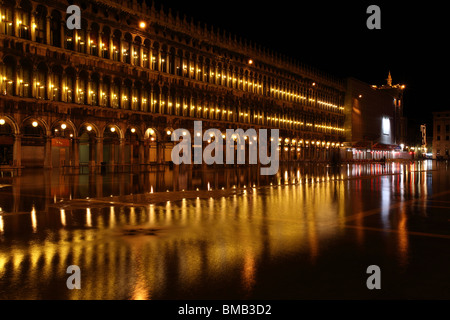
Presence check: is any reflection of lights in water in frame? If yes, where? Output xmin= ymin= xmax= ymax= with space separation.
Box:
xmin=131 ymin=276 xmax=149 ymax=300
xmin=148 ymin=205 xmax=155 ymax=224
xmin=242 ymin=251 xmax=256 ymax=297
xmin=60 ymin=209 xmax=66 ymax=226
xmin=130 ymin=207 xmax=136 ymax=225
xmin=110 ymin=206 xmax=115 ymax=227
xmin=0 ymin=215 xmax=3 ymax=233
xmin=207 ymin=182 xmax=210 ymax=191
xmin=397 ymin=204 xmax=409 ymax=267
xmin=380 ymin=177 xmax=391 ymax=228
xmin=150 ymin=186 xmax=153 ymax=193
xmin=31 ymin=206 xmax=37 ymax=233
xmin=86 ymin=208 xmax=92 ymax=227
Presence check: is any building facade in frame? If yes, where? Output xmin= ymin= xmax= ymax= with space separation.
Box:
xmin=0 ymin=0 xmax=346 ymax=170
xmin=432 ymin=111 xmax=450 ymax=159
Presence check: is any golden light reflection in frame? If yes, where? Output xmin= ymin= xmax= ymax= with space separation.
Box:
xmin=31 ymin=205 xmax=37 ymax=233
xmin=86 ymin=208 xmax=92 ymax=227
xmin=60 ymin=209 xmax=66 ymax=226
xmin=241 ymin=250 xmax=256 ymax=297
xmin=0 ymin=162 xmax=435 ymax=299
xmin=110 ymin=206 xmax=115 ymax=227
xmin=397 ymin=203 xmax=409 ymax=267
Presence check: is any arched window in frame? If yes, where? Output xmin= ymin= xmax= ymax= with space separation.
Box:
xmin=50 ymin=10 xmax=62 ymax=47
xmin=169 ymin=47 xmax=176 ymax=74
xmin=36 ymin=63 xmax=47 ymax=99
xmin=175 ymin=49 xmax=182 ymax=76
xmin=1 ymin=1 xmax=14 ymax=36
xmin=89 ymin=23 xmax=100 ymax=56
xmin=141 ymin=84 xmax=150 ymax=112
xmin=111 ymin=78 xmax=120 ymax=108
xmin=100 ymin=27 xmax=110 ymax=59
xmin=90 ymin=73 xmax=100 ymax=105
xmin=123 ymin=33 xmax=132 ymax=64
xmin=77 ymin=71 xmax=88 ymax=104
xmin=50 ymin=65 xmax=63 ymax=101
xmin=160 ymin=45 xmax=167 ymax=73
xmin=183 ymin=52 xmax=190 ymax=77
xmin=18 ymin=0 xmax=31 ymax=40
xmin=122 ymin=79 xmax=132 ymax=110
xmin=77 ymin=20 xmax=87 ymax=53
xmin=142 ymin=40 xmax=150 ymax=69
xmin=133 ymin=37 xmax=141 ymax=66
xmin=35 ymin=5 xmax=47 ymax=43
xmin=65 ymin=28 xmax=74 ymax=50
xmin=100 ymin=76 xmax=110 ymax=107
xmin=63 ymin=68 xmax=75 ymax=103
xmin=3 ymin=56 xmax=16 ymax=95
xmin=21 ymin=59 xmax=32 ymax=98
xmin=112 ymin=30 xmax=121 ymax=62
xmin=132 ymin=81 xmax=141 ymax=111
xmin=152 ymin=42 xmax=159 ymax=71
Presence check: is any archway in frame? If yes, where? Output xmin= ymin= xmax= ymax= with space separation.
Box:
xmin=102 ymin=124 xmax=121 ymax=166
xmin=124 ymin=127 xmax=141 ymax=165
xmin=144 ymin=128 xmax=159 ymax=163
xmin=78 ymin=123 xmax=98 ymax=167
xmin=50 ymin=120 xmax=75 ymax=167
xmin=21 ymin=118 xmax=47 ymax=167
xmin=0 ymin=118 xmax=14 ymax=165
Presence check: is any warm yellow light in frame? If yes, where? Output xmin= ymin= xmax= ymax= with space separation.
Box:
xmin=166 ymin=130 xmax=171 ymax=135
xmin=131 ymin=128 xmax=136 ymax=133
xmin=248 ymin=59 xmax=253 ymax=64
xmin=61 ymin=123 xmax=67 ymax=130
xmin=86 ymin=125 xmax=92 ymax=131
xmin=0 ymin=119 xmax=5 ymax=125
xmin=32 ymin=121 xmax=38 ymax=127
xmin=110 ymin=127 xmax=115 ymax=132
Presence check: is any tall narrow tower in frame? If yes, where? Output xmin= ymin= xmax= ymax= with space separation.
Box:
xmin=386 ymin=71 xmax=392 ymax=87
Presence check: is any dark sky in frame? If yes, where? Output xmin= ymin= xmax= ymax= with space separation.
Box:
xmin=152 ymin=0 xmax=447 ymax=124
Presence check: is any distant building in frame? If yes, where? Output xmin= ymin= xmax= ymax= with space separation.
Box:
xmin=343 ymin=73 xmax=406 ymax=160
xmin=432 ymin=111 xmax=450 ymax=159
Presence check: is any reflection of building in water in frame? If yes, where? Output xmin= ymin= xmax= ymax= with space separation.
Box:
xmin=432 ymin=111 xmax=450 ymax=159
xmin=0 ymin=0 xmax=346 ymax=171
xmin=343 ymin=73 xmax=407 ymax=160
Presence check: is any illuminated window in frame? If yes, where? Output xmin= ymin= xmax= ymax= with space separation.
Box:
xmin=382 ymin=117 xmax=390 ymax=136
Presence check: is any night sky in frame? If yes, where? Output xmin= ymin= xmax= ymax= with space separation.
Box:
xmin=152 ymin=0 xmax=447 ymax=132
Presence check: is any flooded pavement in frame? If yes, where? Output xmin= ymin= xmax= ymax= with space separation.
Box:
xmin=1 ymin=160 xmax=450 ymax=299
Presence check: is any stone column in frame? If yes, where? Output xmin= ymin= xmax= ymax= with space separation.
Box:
xmin=72 ymin=138 xmax=80 ymax=167
xmin=60 ymin=21 xmax=65 ymax=48
xmin=44 ymin=136 xmax=52 ymax=169
xmin=96 ymin=137 xmax=103 ymax=166
xmin=88 ymin=137 xmax=96 ymax=167
xmin=138 ymin=140 xmax=145 ymax=165
xmin=118 ymin=138 xmax=125 ymax=170
xmin=13 ymin=134 xmax=22 ymax=168
xmin=30 ymin=11 xmax=36 ymax=42
xmin=45 ymin=15 xmax=51 ymax=45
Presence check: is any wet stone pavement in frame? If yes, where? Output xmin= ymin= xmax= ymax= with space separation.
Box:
xmin=0 ymin=160 xmax=450 ymax=299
